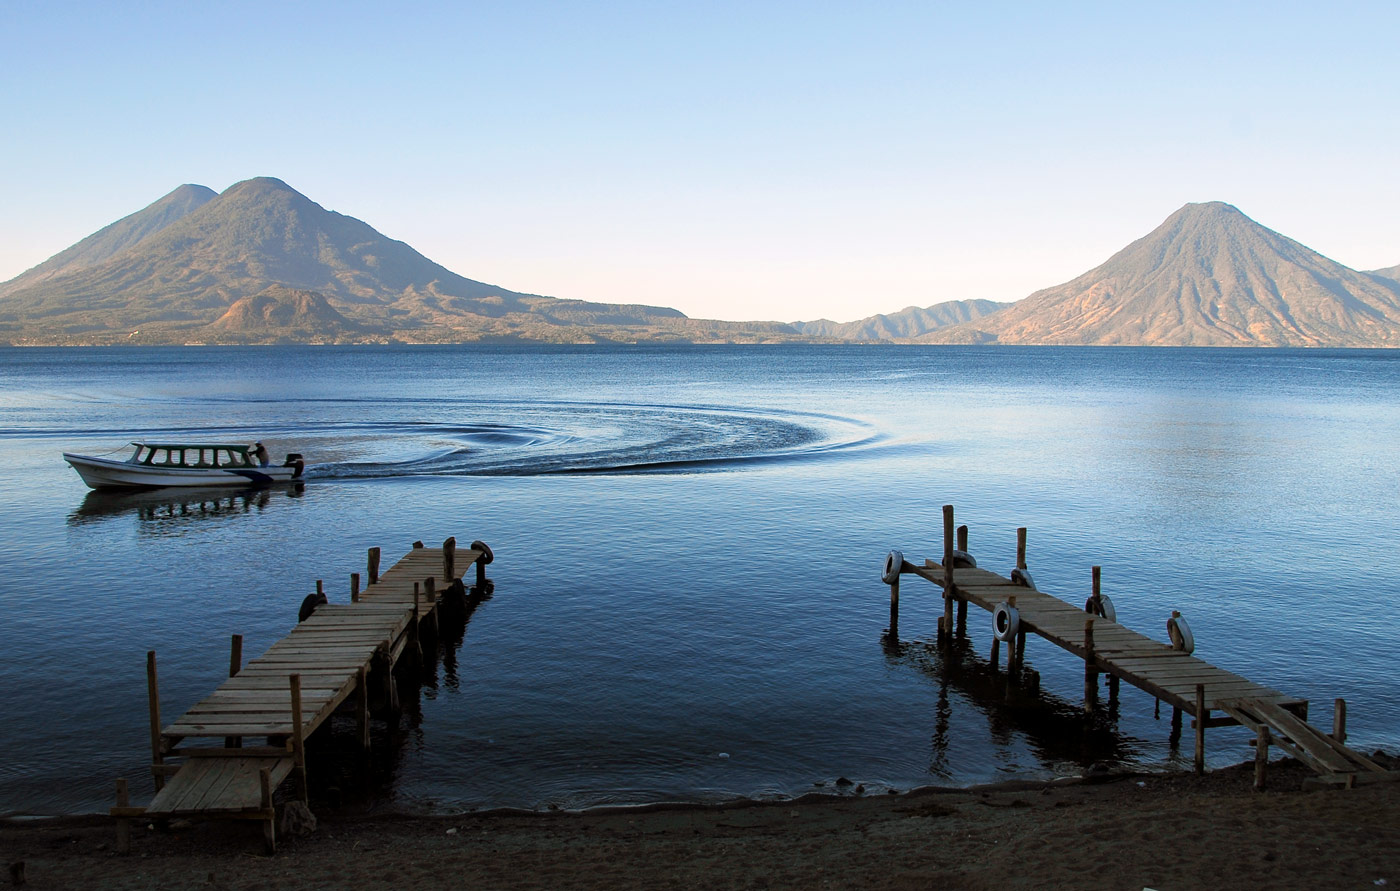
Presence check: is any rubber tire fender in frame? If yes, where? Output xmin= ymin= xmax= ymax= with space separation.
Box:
xmin=1167 ymin=611 xmax=1194 ymax=654
xmin=882 ymin=549 xmax=905 ymax=585
xmin=993 ymin=601 xmax=1020 ymax=642
xmin=470 ymin=540 xmax=494 ymax=565
xmin=1011 ymin=567 xmax=1035 ymax=589
xmin=950 ymin=549 xmax=977 ymax=568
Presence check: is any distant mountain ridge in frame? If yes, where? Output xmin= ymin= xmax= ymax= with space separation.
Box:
xmin=793 ymin=300 xmax=1009 ymax=340
xmin=5 ymin=182 xmax=1400 ymax=346
xmin=919 ymin=202 xmax=1400 ymax=347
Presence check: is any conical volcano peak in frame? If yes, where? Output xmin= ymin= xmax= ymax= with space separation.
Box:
xmin=221 ymin=176 xmax=299 ymax=197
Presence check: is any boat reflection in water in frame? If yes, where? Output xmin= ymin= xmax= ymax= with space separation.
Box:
xmin=68 ymin=482 xmax=305 ymax=532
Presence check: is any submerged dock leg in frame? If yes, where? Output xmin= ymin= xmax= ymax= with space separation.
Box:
xmin=888 ymin=577 xmax=899 ymax=636
xmin=146 ymin=651 xmax=164 ymax=792
xmin=940 ymin=505 xmax=955 ymax=641
xmin=1254 ymin=725 xmax=1271 ymax=790
xmin=1194 ymin=684 xmax=1207 ymax=773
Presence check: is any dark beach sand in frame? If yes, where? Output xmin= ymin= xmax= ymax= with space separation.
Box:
xmin=4 ymin=759 xmax=1398 ymax=890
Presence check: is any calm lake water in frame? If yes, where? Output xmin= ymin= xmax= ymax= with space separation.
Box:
xmin=1 ymin=344 xmax=1397 ymax=816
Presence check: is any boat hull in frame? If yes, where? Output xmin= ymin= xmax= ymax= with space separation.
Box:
xmin=63 ymin=453 xmax=300 ymax=489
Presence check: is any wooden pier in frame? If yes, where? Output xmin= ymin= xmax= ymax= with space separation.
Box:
xmin=884 ymin=506 xmax=1393 ymax=790
xmin=111 ymin=536 xmax=493 ymax=852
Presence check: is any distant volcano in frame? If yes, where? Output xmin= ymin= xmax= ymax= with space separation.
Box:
xmin=922 ymin=202 xmax=1400 ymax=346
xmin=0 ymin=177 xmax=798 ymax=345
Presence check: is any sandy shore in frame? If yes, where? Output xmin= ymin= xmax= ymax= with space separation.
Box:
xmin=4 ymin=760 xmax=1397 ymax=890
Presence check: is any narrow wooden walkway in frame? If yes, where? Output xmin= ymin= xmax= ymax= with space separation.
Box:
xmin=886 ymin=506 xmax=1391 ymax=789
xmin=112 ymin=536 xmax=492 ymax=852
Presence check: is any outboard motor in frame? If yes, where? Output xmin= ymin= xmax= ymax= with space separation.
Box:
xmin=283 ymin=453 xmax=305 ymax=478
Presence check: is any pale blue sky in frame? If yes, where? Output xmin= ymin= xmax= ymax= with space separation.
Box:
xmin=3 ymin=2 xmax=1397 ymax=321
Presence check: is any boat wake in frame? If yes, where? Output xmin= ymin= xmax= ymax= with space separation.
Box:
xmin=301 ymin=401 xmax=881 ymax=479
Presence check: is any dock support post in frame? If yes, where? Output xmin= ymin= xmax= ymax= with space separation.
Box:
xmin=443 ymin=537 xmax=457 ymax=582
xmin=356 ymin=666 xmax=370 ymax=750
xmin=226 ymin=634 xmax=244 ymax=749
xmin=409 ymin=584 xmax=424 ymax=668
xmin=888 ymin=577 xmax=899 ymax=636
xmin=351 ymin=572 xmax=360 ymax=603
xmin=146 ymin=651 xmax=164 ymax=792
xmin=290 ymin=673 xmax=307 ymax=804
xmin=1194 ymin=683 xmax=1207 ymax=773
xmin=1015 ymin=527 xmax=1027 ymax=571
xmin=475 ymin=556 xmax=488 ymax=595
xmin=421 ymin=577 xmax=439 ymax=650
xmin=1254 ymin=725 xmax=1271 ymax=790
xmin=1170 ymin=705 xmax=1182 ymax=744
xmin=260 ymin=767 xmax=276 ymax=854
xmin=368 ymin=547 xmax=381 ymax=585
xmin=1333 ymin=698 xmax=1347 ymax=743
xmin=989 ymin=637 xmax=1000 ymax=670
xmin=1083 ymin=618 xmax=1097 ymax=711
xmin=115 ymin=778 xmax=131 ymax=854
xmin=956 ymin=524 xmax=968 ymax=552
xmin=940 ymin=505 xmax=955 ymax=641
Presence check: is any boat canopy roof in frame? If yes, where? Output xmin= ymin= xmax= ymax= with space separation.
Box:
xmin=132 ymin=442 xmax=257 ymax=452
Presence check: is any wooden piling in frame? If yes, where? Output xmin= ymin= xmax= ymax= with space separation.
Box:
xmin=956 ymin=524 xmax=968 ymax=552
xmin=259 ymin=767 xmax=275 ymax=853
xmin=1333 ymin=698 xmax=1347 ymax=743
xmin=990 ymin=637 xmax=1001 ymax=668
xmin=1083 ymin=618 xmax=1097 ymax=710
xmin=888 ymin=577 xmax=899 ymax=635
xmin=1015 ymin=527 xmax=1027 ymax=570
xmin=316 ymin=579 xmax=323 ymax=598
xmin=443 ymin=536 xmax=457 ymax=581
xmin=290 ymin=674 xmax=307 ymax=803
xmin=146 ymin=651 xmax=163 ymax=791
xmin=941 ymin=505 xmax=955 ymax=640
xmin=226 ymin=634 xmax=244 ymax=749
xmin=356 ymin=666 xmax=370 ymax=750
xmin=351 ymin=572 xmax=360 ymax=603
xmin=1254 ymin=725 xmax=1271 ymax=790
xmin=368 ymin=547 xmax=381 ymax=585
xmin=1194 ymin=683 xmax=1207 ymax=773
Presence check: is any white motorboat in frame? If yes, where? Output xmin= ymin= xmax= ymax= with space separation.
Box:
xmin=63 ymin=441 xmax=306 ymax=489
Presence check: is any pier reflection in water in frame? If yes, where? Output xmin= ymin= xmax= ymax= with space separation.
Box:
xmin=303 ymin=577 xmax=493 ymax=812
xmin=67 ymin=483 xmax=305 ymax=532
xmin=884 ymin=633 xmax=1150 ymax=780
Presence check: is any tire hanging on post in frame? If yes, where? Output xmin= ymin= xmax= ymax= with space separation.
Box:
xmin=1167 ymin=610 xmax=1194 ymax=653
xmin=993 ymin=601 xmax=1020 ymax=642
xmin=882 ymin=549 xmax=904 ymax=585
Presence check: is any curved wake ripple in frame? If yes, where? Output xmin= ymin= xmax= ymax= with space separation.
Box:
xmin=302 ymin=402 xmax=880 ymax=479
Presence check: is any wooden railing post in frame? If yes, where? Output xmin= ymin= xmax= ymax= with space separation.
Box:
xmin=368 ymin=547 xmax=381 ymax=585
xmin=351 ymin=572 xmax=361 ymax=603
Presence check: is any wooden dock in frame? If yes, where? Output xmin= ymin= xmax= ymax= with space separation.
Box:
xmin=884 ymin=506 xmax=1393 ymax=790
xmin=111 ymin=536 xmax=494 ymax=852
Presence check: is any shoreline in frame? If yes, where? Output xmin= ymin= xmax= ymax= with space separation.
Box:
xmin=5 ymin=758 xmax=1398 ymax=889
